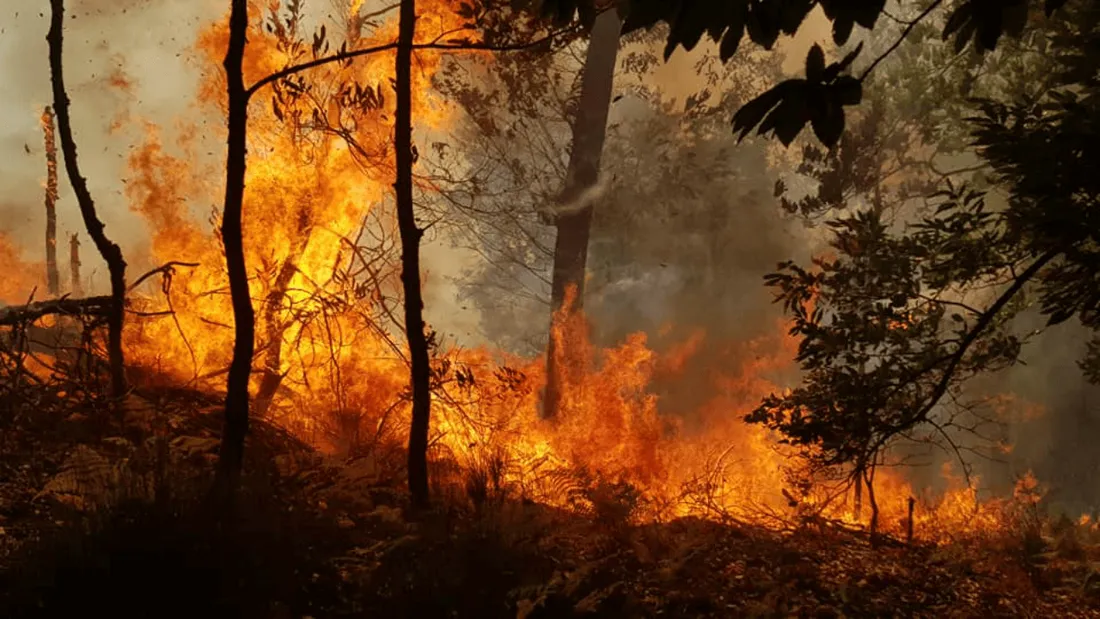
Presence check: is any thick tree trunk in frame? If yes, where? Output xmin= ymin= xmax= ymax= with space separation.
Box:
xmin=395 ymin=0 xmax=432 ymax=511
xmin=215 ymin=0 xmax=255 ymax=494
xmin=47 ymin=0 xmax=127 ymax=399
xmin=543 ymin=8 xmax=621 ymax=420
xmin=41 ymin=107 xmax=60 ymax=297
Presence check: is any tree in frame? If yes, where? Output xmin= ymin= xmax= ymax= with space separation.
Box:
xmin=47 ymin=0 xmax=128 ymax=399
xmin=41 ymin=107 xmax=60 ymax=297
xmin=214 ymin=0 xmax=253 ymax=495
xmin=538 ymin=0 xmax=1073 ymax=148
xmin=209 ymin=0 xmax=577 ymax=501
xmin=542 ymin=6 xmax=624 ymax=420
xmin=747 ymin=0 xmax=1100 ymax=486
xmin=393 ymin=0 xmax=434 ymax=510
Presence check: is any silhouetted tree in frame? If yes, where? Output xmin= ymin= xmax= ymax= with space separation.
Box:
xmin=47 ymin=0 xmax=128 ymax=399
xmin=748 ymin=1 xmax=1100 ymax=477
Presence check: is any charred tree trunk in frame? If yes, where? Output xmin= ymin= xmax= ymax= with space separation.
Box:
xmin=853 ymin=470 xmax=863 ymax=521
xmin=70 ymin=233 xmax=82 ymax=296
xmin=48 ymin=0 xmax=127 ymax=399
xmin=395 ymin=0 xmax=432 ymax=511
xmin=41 ymin=107 xmax=60 ymax=297
xmin=864 ymin=463 xmax=880 ymax=544
xmin=254 ymin=199 xmax=314 ymax=417
xmin=253 ymin=247 xmax=308 ymax=417
xmin=215 ymin=0 xmax=255 ymax=494
xmin=542 ymin=8 xmax=621 ymax=420
xmin=906 ymin=496 xmax=915 ymax=545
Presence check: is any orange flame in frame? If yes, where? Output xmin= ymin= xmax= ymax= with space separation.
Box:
xmin=0 ymin=0 xmax=1053 ymax=544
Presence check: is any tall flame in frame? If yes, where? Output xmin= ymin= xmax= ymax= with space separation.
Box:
xmin=0 ymin=0 xmax=1039 ymax=544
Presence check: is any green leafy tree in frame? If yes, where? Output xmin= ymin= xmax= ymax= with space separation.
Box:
xmin=747 ymin=1 xmax=1100 ymax=485
xmin=539 ymin=0 xmax=1073 ymax=147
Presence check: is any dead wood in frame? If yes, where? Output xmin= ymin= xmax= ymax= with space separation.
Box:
xmin=0 ymin=296 xmax=113 ymax=326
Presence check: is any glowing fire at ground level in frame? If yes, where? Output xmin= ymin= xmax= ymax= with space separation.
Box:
xmin=118 ymin=287 xmax=1056 ymax=545
xmin=0 ymin=0 xmax=1078 ymax=550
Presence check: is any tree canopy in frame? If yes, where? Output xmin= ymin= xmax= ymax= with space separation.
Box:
xmin=747 ymin=0 xmax=1100 ymax=473
xmin=539 ymin=0 xmax=1073 ymax=146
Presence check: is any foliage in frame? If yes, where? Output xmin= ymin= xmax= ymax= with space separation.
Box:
xmin=748 ymin=0 xmax=1100 ymax=473
xmin=537 ymin=0 xmax=1075 ymax=147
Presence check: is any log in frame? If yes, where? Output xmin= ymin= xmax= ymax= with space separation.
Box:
xmin=0 ymin=295 xmax=112 ymax=326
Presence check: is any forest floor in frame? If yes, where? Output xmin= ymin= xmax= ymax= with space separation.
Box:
xmin=1 ymin=385 xmax=1099 ymax=618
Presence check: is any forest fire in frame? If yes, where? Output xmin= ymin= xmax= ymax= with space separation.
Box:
xmin=6 ymin=0 xmax=1100 ymax=615
xmin=33 ymin=2 xmax=1024 ymax=546
xmin=0 ymin=0 xmax=1041 ymax=545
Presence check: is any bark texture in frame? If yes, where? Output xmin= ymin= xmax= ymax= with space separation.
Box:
xmin=41 ymin=107 xmax=60 ymax=297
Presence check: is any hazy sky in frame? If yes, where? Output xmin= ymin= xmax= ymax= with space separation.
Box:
xmin=0 ymin=0 xmax=219 ymax=263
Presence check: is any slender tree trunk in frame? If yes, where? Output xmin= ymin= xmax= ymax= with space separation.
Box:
xmin=865 ymin=463 xmax=879 ymax=543
xmin=69 ymin=233 xmax=82 ymax=296
xmin=41 ymin=107 xmax=60 ymax=297
xmin=395 ymin=0 xmax=431 ymax=511
xmin=254 ymin=211 xmax=313 ymax=417
xmin=47 ymin=0 xmax=127 ymax=399
xmin=216 ymin=0 xmax=254 ymax=494
xmin=542 ymin=7 xmax=622 ymax=420
xmin=853 ymin=468 xmax=863 ymax=521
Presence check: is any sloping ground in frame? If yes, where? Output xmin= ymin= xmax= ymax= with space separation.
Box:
xmin=1 ymin=385 xmax=1099 ymax=618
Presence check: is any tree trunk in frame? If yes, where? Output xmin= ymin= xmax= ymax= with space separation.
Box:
xmin=395 ymin=0 xmax=431 ymax=511
xmin=41 ymin=107 xmax=60 ymax=297
xmin=853 ymin=470 xmax=862 ymax=521
xmin=865 ymin=463 xmax=880 ymax=544
xmin=69 ymin=233 xmax=82 ymax=296
xmin=253 ymin=214 xmax=313 ymax=418
xmin=215 ymin=0 xmax=255 ymax=495
xmin=47 ymin=0 xmax=127 ymax=399
xmin=542 ymin=7 xmax=622 ymax=420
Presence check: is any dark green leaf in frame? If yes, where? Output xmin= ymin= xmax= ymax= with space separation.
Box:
xmin=718 ymin=7 xmax=747 ymax=61
xmin=831 ymin=75 xmax=862 ymax=106
xmin=731 ymin=82 xmax=790 ymax=141
xmin=942 ymin=2 xmax=973 ymax=40
xmin=810 ymin=97 xmax=845 ymax=147
xmin=806 ymin=43 xmax=825 ymax=82
xmin=1047 ymin=307 xmax=1076 ymax=327
xmin=832 ymin=17 xmax=855 ymax=46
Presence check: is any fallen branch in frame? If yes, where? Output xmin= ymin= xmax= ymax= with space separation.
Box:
xmin=0 ymin=295 xmax=113 ymax=326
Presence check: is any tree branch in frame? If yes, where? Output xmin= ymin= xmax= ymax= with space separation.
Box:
xmin=0 ymin=295 xmax=114 ymax=326
xmin=245 ymin=26 xmax=581 ymax=99
xmin=859 ymin=0 xmax=944 ymax=82
xmin=128 ymin=261 xmax=201 ymax=293
xmin=870 ymin=249 xmax=1058 ymax=457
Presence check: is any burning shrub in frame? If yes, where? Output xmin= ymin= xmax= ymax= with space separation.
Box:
xmin=565 ymin=468 xmax=646 ymax=531
xmin=464 ymin=444 xmax=511 ymax=512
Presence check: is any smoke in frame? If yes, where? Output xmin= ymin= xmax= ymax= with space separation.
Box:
xmin=0 ymin=0 xmax=218 ymax=288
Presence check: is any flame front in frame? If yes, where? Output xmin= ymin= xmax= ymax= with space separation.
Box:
xmin=46 ymin=0 xmax=1032 ymax=542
